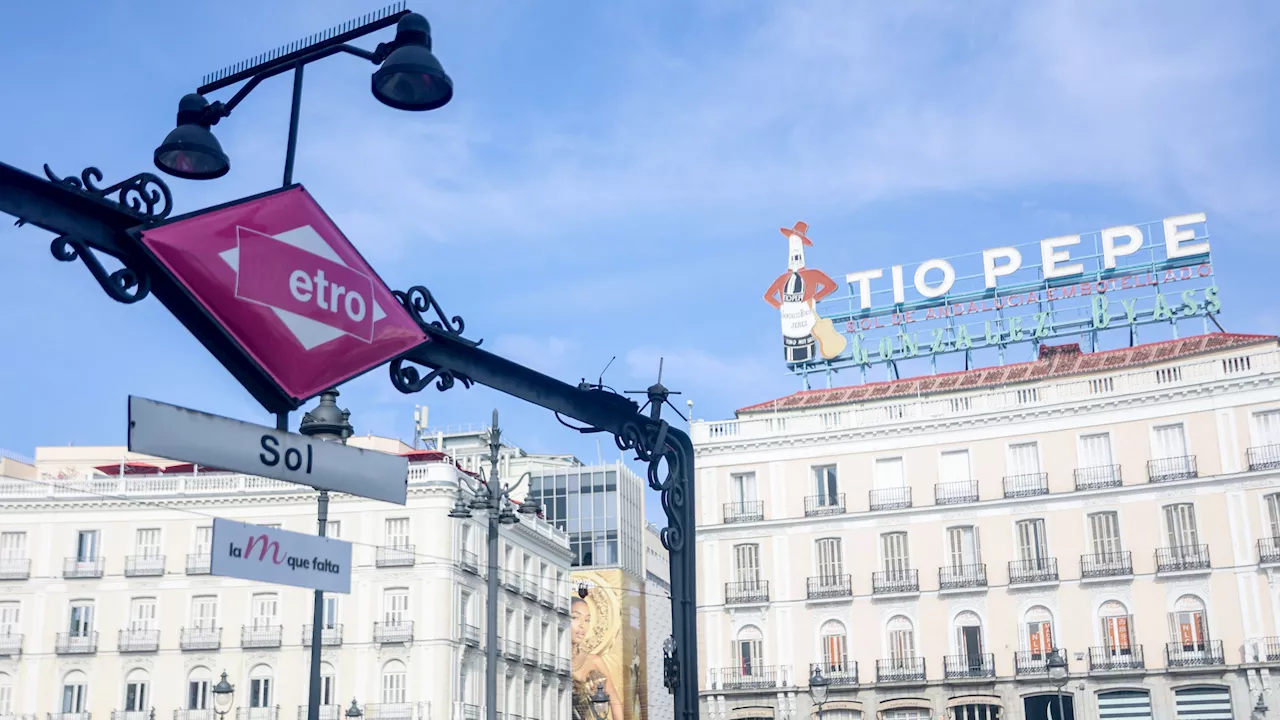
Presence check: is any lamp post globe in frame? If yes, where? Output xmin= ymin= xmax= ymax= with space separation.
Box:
xmin=588 ymin=681 xmax=611 ymax=720
xmin=1046 ymin=649 xmax=1069 ymax=720
xmin=154 ymin=94 xmax=230 ymax=180
xmin=371 ymin=13 xmax=454 ymax=111
xmin=211 ymin=671 xmax=235 ymax=718
xmin=345 ymin=699 xmax=363 ymax=719
xmin=808 ymin=667 xmax=830 ymax=713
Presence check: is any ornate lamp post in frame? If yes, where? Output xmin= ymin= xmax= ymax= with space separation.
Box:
xmin=589 ymin=682 xmax=611 ymax=720
xmin=1046 ymin=648 xmax=1069 ymax=720
xmin=345 ymin=700 xmax=363 ymax=720
xmin=807 ymin=667 xmax=830 ymax=719
xmin=212 ymin=672 xmax=235 ymax=720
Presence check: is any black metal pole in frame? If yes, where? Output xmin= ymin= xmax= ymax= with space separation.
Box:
xmin=307 ymin=490 xmax=329 ymax=720
xmin=282 ymin=65 xmax=304 ymax=187
xmin=1056 ymin=689 xmax=1065 ymax=720
xmin=485 ymin=411 xmax=501 ymax=720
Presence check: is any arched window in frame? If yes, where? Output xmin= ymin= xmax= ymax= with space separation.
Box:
xmin=886 ymin=616 xmax=914 ymax=661
xmin=124 ymin=668 xmax=149 ymax=714
xmin=187 ymin=667 xmax=211 ymax=711
xmin=248 ymin=665 xmax=273 ymax=710
xmin=1171 ymin=595 xmax=1209 ymax=653
xmin=1098 ymin=600 xmax=1133 ymax=657
xmin=0 ymin=672 xmax=13 ymax=716
xmin=382 ymin=660 xmax=407 ymax=703
xmin=1022 ymin=605 xmax=1055 ymax=658
xmin=61 ymin=671 xmax=88 ymax=714
xmin=320 ymin=662 xmax=336 ymax=706
xmin=735 ymin=626 xmax=763 ymax=676
xmin=819 ymin=620 xmax=848 ymax=673
xmin=953 ymin=611 xmax=984 ymax=669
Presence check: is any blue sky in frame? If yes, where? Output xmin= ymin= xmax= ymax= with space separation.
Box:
xmin=2 ymin=2 xmax=1279 ymax=523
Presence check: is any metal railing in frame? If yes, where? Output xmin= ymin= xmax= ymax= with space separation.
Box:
xmin=294 ymin=706 xmax=339 ymax=720
xmin=240 ymin=625 xmax=282 ymax=648
xmin=118 ymin=628 xmax=159 ymax=652
xmin=539 ymin=586 xmax=554 ymax=607
xmin=555 ymin=594 xmax=569 ymax=613
xmin=186 ymin=553 xmax=211 ymax=575
xmin=540 ymin=650 xmax=554 ymax=669
xmin=1074 ymin=464 xmax=1122 ymax=491
xmin=235 ymin=709 xmax=277 ymax=720
xmin=0 ymin=632 xmax=22 ymax=656
xmin=363 ymin=705 xmax=414 ymax=720
xmin=55 ymin=632 xmax=97 ymax=654
xmin=934 ymin=480 xmax=978 ymax=505
xmin=1081 ymin=551 xmax=1132 ymax=578
xmin=1260 ymin=636 xmax=1280 ymax=662
xmin=462 ymin=623 xmax=480 ymax=647
xmin=521 ymin=578 xmax=538 ymax=599
xmin=1260 ymin=537 xmax=1280 ymax=564
xmin=869 ymin=486 xmax=911 ymax=511
xmin=63 ymin=557 xmax=104 ymax=579
xmin=876 ymin=657 xmax=926 ymax=683
xmin=806 ymin=575 xmax=851 ymax=600
xmin=48 ymin=714 xmax=91 ymax=720
xmin=375 ymin=545 xmax=415 ymax=568
xmin=1014 ymin=648 xmax=1066 ymax=676
xmin=522 ymin=644 xmax=538 ymax=665
xmin=1248 ymin=444 xmax=1280 ymax=471
xmin=556 ymin=656 xmax=570 ymax=674
xmin=1155 ymin=544 xmax=1211 ymax=573
xmin=725 ymin=580 xmax=769 ymax=604
xmin=175 ymin=711 xmax=216 ymax=720
xmin=712 ymin=666 xmax=780 ymax=690
xmin=943 ymin=653 xmax=995 ymax=679
xmin=1008 ymin=558 xmax=1058 ymax=584
xmin=124 ymin=555 xmax=165 ymax=577
xmin=1166 ymin=639 xmax=1225 ymax=667
xmin=180 ymin=627 xmax=221 ymax=651
xmin=723 ymin=501 xmax=764 ymax=523
xmin=503 ymin=639 xmax=522 ymax=659
xmin=460 ymin=550 xmax=479 ymax=574
xmin=110 ymin=711 xmax=151 ymax=720
xmin=374 ymin=621 xmax=414 ymax=644
xmin=809 ymin=662 xmax=857 ymax=686
xmin=872 ymin=569 xmax=919 ymax=594
xmin=302 ymin=624 xmax=343 ymax=647
xmin=939 ymin=563 xmax=987 ymax=590
xmin=1147 ymin=455 xmax=1198 ymax=482
xmin=1002 ymin=472 xmax=1049 ymax=498
xmin=462 ymin=706 xmax=479 ymax=720
xmin=0 ymin=557 xmax=30 ymax=580
xmin=1087 ymin=645 xmax=1145 ymax=672
xmin=804 ymin=494 xmax=846 ymax=517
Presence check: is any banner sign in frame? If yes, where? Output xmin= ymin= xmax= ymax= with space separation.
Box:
xmin=764 ymin=213 xmax=1219 ymax=378
xmin=211 ymin=517 xmax=352 ymax=593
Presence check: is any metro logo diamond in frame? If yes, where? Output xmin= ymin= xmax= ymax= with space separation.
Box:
xmin=138 ymin=186 xmax=426 ymax=404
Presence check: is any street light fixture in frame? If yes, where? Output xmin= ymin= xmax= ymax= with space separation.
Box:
xmin=1046 ymin=648 xmax=1069 ymax=720
xmin=589 ymin=681 xmax=612 ymax=720
xmin=808 ymin=667 xmax=830 ymax=718
xmin=370 ymin=13 xmax=453 ymax=111
xmin=1252 ymin=693 xmax=1268 ymax=720
xmin=153 ymin=94 xmax=230 ymax=180
xmin=345 ymin=699 xmax=363 ymax=720
xmin=212 ymin=671 xmax=235 ymax=719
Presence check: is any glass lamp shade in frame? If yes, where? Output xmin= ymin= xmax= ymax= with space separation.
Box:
xmin=211 ymin=672 xmax=235 ymax=715
xmin=808 ymin=668 xmax=830 ymax=705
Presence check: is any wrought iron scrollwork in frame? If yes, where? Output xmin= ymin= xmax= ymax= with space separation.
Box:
xmin=389 ymin=356 xmax=473 ymax=394
xmin=50 ymin=236 xmax=151 ymax=304
xmin=392 ymin=285 xmax=479 ymax=345
xmin=43 ymin=165 xmax=173 ymax=220
xmin=616 ymin=418 xmax=687 ymax=554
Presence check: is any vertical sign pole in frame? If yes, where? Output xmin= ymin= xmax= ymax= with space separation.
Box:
xmin=283 ymin=65 xmax=305 ymax=187
xmin=308 ymin=490 xmax=329 ymax=720
xmin=485 ymin=410 xmax=501 ymax=720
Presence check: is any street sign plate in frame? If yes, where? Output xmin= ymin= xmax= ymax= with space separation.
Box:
xmin=211 ymin=517 xmax=352 ymax=593
xmin=136 ymin=185 xmax=426 ymax=405
xmin=128 ymin=396 xmax=408 ymax=504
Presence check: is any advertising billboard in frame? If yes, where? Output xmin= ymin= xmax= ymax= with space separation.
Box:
xmin=570 ymin=569 xmax=647 ymax=720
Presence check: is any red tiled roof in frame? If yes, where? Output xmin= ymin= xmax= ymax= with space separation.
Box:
xmin=737 ymin=332 xmax=1276 ymax=416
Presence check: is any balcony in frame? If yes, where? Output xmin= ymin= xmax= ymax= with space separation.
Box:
xmin=1087 ymin=645 xmax=1145 ymax=673
xmin=235 ymin=709 xmax=277 ymax=720
xmin=522 ymin=645 xmax=538 ymax=666
xmin=1002 ymin=472 xmax=1048 ymax=498
xmin=124 ymin=554 xmax=165 ymax=577
xmin=934 ymin=480 xmax=978 ymax=505
xmin=539 ymin=586 xmax=554 ymax=607
xmin=295 ymin=707 xmax=340 ymax=720
xmin=872 ymin=569 xmax=919 ymax=595
xmin=111 ymin=711 xmax=152 ymax=720
xmin=806 ymin=575 xmax=852 ymax=600
xmin=555 ymin=594 xmax=569 ymax=614
xmin=56 ymin=631 xmax=97 ymax=654
xmin=462 ymin=623 xmax=480 ymax=647
xmin=180 ymin=627 xmax=221 ymax=651
xmin=540 ymin=651 xmax=555 ymax=669
xmin=556 ymin=656 xmax=570 ymax=675
xmin=1074 ymin=464 xmax=1122 ymax=491
xmin=521 ymin=578 xmax=537 ymax=599
xmin=375 ymin=545 xmax=415 ymax=568
xmin=723 ymin=501 xmax=764 ymax=524
xmin=462 ymin=706 xmax=480 ymax=720
xmin=810 ymin=662 xmax=857 ymax=686
xmin=0 ymin=557 xmax=30 ymax=580
xmin=876 ymin=657 xmax=926 ymax=684
xmin=869 ymin=487 xmax=911 ymax=511
xmin=0 ymin=632 xmax=22 ymax=656
xmin=1147 ymin=455 xmax=1198 ymax=483
xmin=1014 ymin=649 xmax=1066 ymax=677
xmin=240 ymin=625 xmax=282 ymax=649
xmin=939 ymin=563 xmax=987 ymax=591
xmin=1156 ymin=544 xmax=1211 ymax=574
xmin=725 ymin=580 xmax=769 ymax=605
xmin=1166 ymin=640 xmax=1225 ymax=668
xmin=1259 ymin=636 xmax=1280 ymax=662
xmin=302 ymin=624 xmax=343 ymax=647
xmin=186 ymin=553 xmax=211 ymax=575
xmin=49 ymin=714 xmax=91 ymax=720
xmin=374 ymin=621 xmax=414 ymax=644
xmin=1248 ymin=444 xmax=1280 ymax=471
xmin=460 ymin=550 xmax=480 ymax=574
xmin=63 ymin=557 xmax=104 ymax=579
xmin=503 ymin=639 xmax=522 ymax=659
xmin=1008 ymin=558 xmax=1059 ymax=585
xmin=713 ymin=666 xmax=780 ymax=690
xmin=943 ymin=653 xmax=995 ymax=680
xmin=804 ymin=494 xmax=846 ymax=517
xmin=1260 ymin=538 xmax=1280 ymax=564
xmin=176 ymin=711 xmax=217 ymax=720
xmin=118 ymin=628 xmax=159 ymax=652
xmin=364 ymin=707 xmax=414 ymax=720
xmin=1081 ymin=551 xmax=1133 ymax=579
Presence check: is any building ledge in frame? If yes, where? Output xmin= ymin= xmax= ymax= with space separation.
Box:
xmin=1080 ymin=574 xmax=1133 ymax=585
xmin=1008 ymin=579 xmax=1060 ymax=591
xmin=938 ymin=586 xmax=988 ymax=596
xmin=870 ymin=590 xmax=920 ymax=601
xmin=1155 ymin=568 xmax=1213 ymax=579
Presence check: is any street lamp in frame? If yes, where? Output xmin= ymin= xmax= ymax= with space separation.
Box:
xmin=589 ymin=681 xmax=611 ymax=720
xmin=807 ymin=667 xmax=830 ymax=718
xmin=1252 ymin=693 xmax=1268 ymax=720
xmin=212 ymin=671 xmax=235 ymax=720
xmin=1046 ymin=648 xmax=1069 ymax=720
xmin=153 ymin=94 xmax=230 ymax=180
xmin=370 ymin=13 xmax=453 ymax=111
xmin=345 ymin=699 xmax=363 ymax=720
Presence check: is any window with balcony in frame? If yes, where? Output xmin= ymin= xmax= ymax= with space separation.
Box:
xmin=325 ymin=520 xmax=341 ymax=539
xmin=0 ymin=531 xmax=27 ymax=579
xmin=61 ymin=671 xmax=88 ymax=714
xmin=1150 ymin=423 xmax=1196 ymax=481
xmin=1005 ymin=442 xmax=1047 ymax=497
xmin=949 ymin=611 xmax=991 ymax=677
xmin=808 ymin=465 xmax=842 ymax=515
xmin=123 ymin=597 xmax=158 ymax=652
xmin=818 ymin=619 xmax=851 ymax=680
xmin=726 ymin=472 xmax=761 ymax=522
xmin=1167 ymin=594 xmax=1214 ymax=663
xmin=0 ymin=672 xmax=12 ymax=716
xmin=1098 ymin=600 xmax=1136 ymax=659
xmin=942 ymin=526 xmax=985 ymax=588
xmin=1018 ymin=606 xmax=1056 ymax=673
xmin=1012 ymin=519 xmax=1056 ymax=583
xmin=1160 ymin=503 xmax=1209 ymax=571
xmin=319 ymin=663 xmax=335 ymax=706
xmin=813 ymin=537 xmax=845 ymax=590
xmin=252 ymin=593 xmax=277 ymax=628
xmin=124 ymin=668 xmax=150 ymax=713
xmin=728 ymin=544 xmax=766 ymax=603
xmin=75 ymin=530 xmax=98 ymax=561
xmin=881 ymin=615 xmax=920 ymax=683
xmin=381 ymin=660 xmax=407 ymax=703
xmin=136 ymin=528 xmax=161 ymax=557
xmin=876 ymin=532 xmax=915 ymax=593
xmin=735 ymin=625 xmax=764 ymax=678
xmin=384 ymin=588 xmax=409 ymax=623
xmin=187 ymin=667 xmax=211 ymax=710
xmin=248 ymin=665 xmax=273 ymax=708
xmin=386 ymin=518 xmax=410 ymax=546
xmin=936 ymin=449 xmax=976 ymax=504
xmin=1084 ymin=511 xmax=1129 ymax=576
xmin=0 ymin=601 xmax=17 ymax=652
xmin=872 ymin=457 xmax=909 ymax=509
xmin=1076 ymin=433 xmax=1120 ymax=489
xmin=68 ymin=600 xmax=94 ymax=637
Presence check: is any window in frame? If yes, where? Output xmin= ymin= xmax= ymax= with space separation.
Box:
xmin=881 ymin=532 xmax=910 ymax=575
xmin=1153 ymin=423 xmax=1189 ymax=459
xmin=129 ymin=597 xmax=157 ymax=632
xmin=735 ymin=626 xmax=763 ymax=675
xmin=248 ymin=665 xmax=272 ymax=708
xmin=68 ymin=601 xmax=93 ymax=636
xmin=75 ymin=530 xmax=99 ymax=561
xmin=820 ymin=620 xmax=848 ymax=672
xmin=730 ymin=472 xmax=757 ymax=504
xmin=460 ymin=591 xmax=473 ymax=628
xmin=1169 ymin=595 xmax=1209 ymax=652
xmin=732 ymin=544 xmax=760 ymax=586
xmin=815 ymin=538 xmax=843 ymax=579
xmin=61 ymin=671 xmax=87 ymax=713
xmin=323 ymin=596 xmax=339 ymax=629
xmin=320 ymin=664 xmax=335 ymax=706
xmin=939 ymin=450 xmax=971 ymax=483
xmin=1256 ymin=410 xmax=1280 ymax=446
xmin=524 ymin=615 xmax=534 ymax=649
xmin=324 ymin=521 xmax=341 ymax=539
xmin=0 ymin=602 xmax=18 ymax=636
xmin=504 ymin=545 xmax=514 ymax=572
xmin=135 ymin=528 xmax=161 ymax=557
xmin=1016 ymin=519 xmax=1049 ymax=565
xmin=954 ymin=611 xmax=983 ymax=665
xmin=1099 ymin=600 xmax=1134 ymax=656
xmin=124 ymin=669 xmax=149 ymax=712
xmin=460 ymin=524 xmax=473 ymax=556
xmin=1080 ymin=433 xmax=1113 ymax=468
xmin=1164 ymin=503 xmax=1200 ymax=548
xmin=251 ymin=594 xmax=278 ymax=628
xmin=0 ymin=672 xmax=11 ymax=715
xmin=194 ymin=526 xmax=212 ymax=555
xmin=1008 ymin=442 xmax=1040 ymax=475
xmin=0 ymin=532 xmax=26 ymax=560
xmin=187 ymin=668 xmax=211 ymax=710
xmin=813 ymin=465 xmax=838 ymax=504
xmin=381 ymin=660 xmax=407 ymax=703
xmin=1268 ymin=494 xmax=1280 ymax=539
xmin=947 ymin=526 xmax=981 ymax=568
xmin=1089 ymin=512 xmax=1123 ymax=556
xmin=384 ymin=589 xmax=409 ymax=623
xmin=191 ymin=596 xmax=217 ymax=629
xmin=1023 ymin=606 xmax=1055 ymax=659
xmin=874 ymin=457 xmax=904 ymax=488
xmin=385 ymin=518 xmax=410 ymax=548
xmin=505 ymin=609 xmax=516 ymax=642
xmin=887 ymin=616 xmax=915 ymax=661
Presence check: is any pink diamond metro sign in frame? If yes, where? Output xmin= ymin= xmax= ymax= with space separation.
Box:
xmin=138 ymin=186 xmax=427 ymax=405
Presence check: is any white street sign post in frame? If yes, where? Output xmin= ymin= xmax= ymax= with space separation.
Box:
xmin=211 ymin=518 xmax=352 ymax=593
xmin=127 ymin=396 xmax=408 ymax=504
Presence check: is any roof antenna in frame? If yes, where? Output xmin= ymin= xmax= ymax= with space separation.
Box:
xmin=598 ymin=356 xmax=616 ymax=389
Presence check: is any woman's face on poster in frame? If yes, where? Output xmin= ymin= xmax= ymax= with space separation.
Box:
xmin=571 ymin=601 xmax=591 ymax=644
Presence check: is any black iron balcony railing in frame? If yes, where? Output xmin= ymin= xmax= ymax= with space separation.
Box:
xmin=49 ymin=713 xmax=91 ymax=720
xmin=943 ymin=653 xmax=995 ymax=679
xmin=872 ymin=569 xmax=919 ymax=594
xmin=1002 ymin=472 xmax=1049 ymax=498
xmin=0 ymin=557 xmax=31 ymax=580
xmin=176 ymin=710 xmax=217 ymax=720
xmin=869 ymin=486 xmax=911 ymax=511
xmin=1156 ymin=544 xmax=1211 ymax=573
xmin=240 ymin=625 xmax=282 ymax=649
xmin=1248 ymin=444 xmax=1280 ymax=471
xmin=302 ymin=624 xmax=343 ymax=647
xmin=934 ymin=480 xmax=979 ymax=505
xmin=1087 ymin=645 xmax=1145 ymax=672
xmin=1008 ymin=558 xmax=1059 ymax=584
xmin=0 ymin=632 xmax=22 ymax=656
xmin=295 ymin=706 xmax=340 ymax=720
xmin=1147 ymin=455 xmax=1198 ymax=483
xmin=363 ymin=705 xmax=414 ymax=720
xmin=806 ymin=574 xmax=852 ymax=600
xmin=55 ymin=631 xmax=97 ymax=654
xmin=460 ymin=550 xmax=479 ymax=574
xmin=1260 ymin=636 xmax=1280 ymax=662
xmin=1166 ymin=639 xmax=1225 ymax=668
xmin=713 ymin=666 xmax=780 ymax=690
xmin=810 ymin=662 xmax=858 ymax=686
xmin=1081 ymin=551 xmax=1133 ymax=578
xmin=375 ymin=545 xmax=415 ymax=568
xmin=180 ymin=626 xmax=221 ymax=651
xmin=124 ymin=555 xmax=165 ymax=577
xmin=503 ymin=639 xmax=522 ymax=659
xmin=235 ymin=708 xmax=278 ymax=720
xmin=876 ymin=657 xmax=926 ymax=683
xmin=804 ymin=494 xmax=846 ymax=517
xmin=1074 ymin=464 xmax=1122 ymax=491
xmin=110 ymin=711 xmax=151 ymax=720
xmin=118 ymin=628 xmax=159 ymax=652
xmin=374 ymin=621 xmax=413 ymax=644
xmin=939 ymin=563 xmax=987 ymax=590
xmin=461 ymin=623 xmax=480 ymax=647
xmin=725 ymin=580 xmax=769 ymax=604
xmin=1259 ymin=537 xmax=1280 ymax=564
xmin=63 ymin=557 xmax=104 ymax=579
xmin=1014 ymin=648 xmax=1067 ymax=677
xmin=723 ymin=501 xmax=764 ymax=523
xmin=186 ymin=553 xmax=211 ymax=575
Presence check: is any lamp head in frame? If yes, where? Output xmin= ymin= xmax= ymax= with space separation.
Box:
xmin=498 ymin=498 xmax=519 ymax=525
xmin=372 ymin=13 xmax=453 ymax=111
xmin=1046 ymin=648 xmax=1069 ymax=687
xmin=211 ymin=671 xmax=235 ymax=715
xmin=518 ymin=496 xmax=542 ymax=516
xmin=589 ymin=680 xmax=611 ymax=720
xmin=448 ymin=493 xmax=473 ymax=519
xmin=808 ymin=667 xmax=830 ymax=706
xmin=345 ymin=699 xmax=363 ymax=719
xmin=154 ymin=94 xmax=229 ymax=180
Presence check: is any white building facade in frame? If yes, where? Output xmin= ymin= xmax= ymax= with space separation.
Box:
xmin=0 ymin=438 xmax=574 ymax=720
xmin=692 ymin=333 xmax=1280 ymax=720
xmin=644 ymin=524 xmax=673 ymax=720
